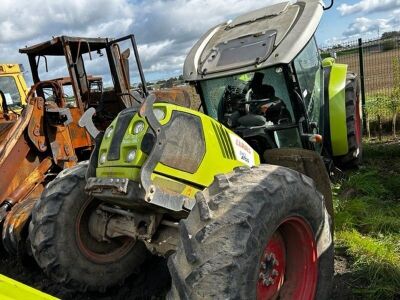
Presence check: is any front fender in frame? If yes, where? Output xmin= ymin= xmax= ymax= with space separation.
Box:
xmin=323 ymin=58 xmax=348 ymax=156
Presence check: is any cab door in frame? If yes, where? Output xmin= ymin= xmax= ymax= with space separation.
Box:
xmin=293 ymin=36 xmax=324 ymax=153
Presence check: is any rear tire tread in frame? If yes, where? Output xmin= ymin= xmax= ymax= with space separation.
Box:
xmin=168 ymin=165 xmax=333 ymax=300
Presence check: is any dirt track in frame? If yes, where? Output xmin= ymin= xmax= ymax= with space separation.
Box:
xmin=1 ymin=244 xmax=354 ymax=299
xmin=336 ymin=48 xmax=400 ymax=94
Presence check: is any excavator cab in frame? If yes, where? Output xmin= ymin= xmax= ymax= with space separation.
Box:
xmin=19 ymin=35 xmax=148 ymax=122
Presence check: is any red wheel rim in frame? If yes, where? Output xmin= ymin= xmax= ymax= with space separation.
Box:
xmin=75 ymin=197 xmax=136 ymax=264
xmin=257 ymin=217 xmax=318 ymax=300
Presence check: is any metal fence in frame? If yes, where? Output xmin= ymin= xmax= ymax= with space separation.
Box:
xmin=321 ymin=37 xmax=400 ymax=137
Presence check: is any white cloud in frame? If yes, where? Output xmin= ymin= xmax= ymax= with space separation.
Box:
xmin=320 ymin=9 xmax=400 ymax=47
xmin=0 ymin=0 xmax=285 ymax=82
xmin=338 ymin=0 xmax=400 ymax=16
xmin=343 ymin=11 xmax=400 ymax=37
xmin=0 ymin=0 xmax=134 ymax=43
xmin=323 ymin=36 xmax=350 ymax=47
xmin=138 ymin=40 xmax=175 ymax=62
xmin=344 ymin=17 xmax=391 ymax=37
xmin=145 ymin=55 xmax=186 ymax=73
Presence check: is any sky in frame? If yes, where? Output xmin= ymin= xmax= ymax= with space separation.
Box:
xmin=317 ymin=0 xmax=400 ymax=46
xmin=0 ymin=0 xmax=399 ymax=84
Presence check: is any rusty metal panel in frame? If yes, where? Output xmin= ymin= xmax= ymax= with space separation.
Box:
xmin=27 ymin=97 xmax=47 ymax=152
xmin=153 ymin=88 xmax=191 ymax=108
xmin=110 ymin=44 xmax=132 ymax=107
xmin=0 ymin=135 xmax=32 ymax=203
xmin=5 ymin=157 xmax=52 ymax=206
xmin=0 ymin=102 xmax=34 ymax=157
xmin=68 ymin=107 xmax=93 ymax=149
xmin=0 ymin=121 xmax=16 ymax=142
xmin=47 ymin=123 xmax=77 ymax=169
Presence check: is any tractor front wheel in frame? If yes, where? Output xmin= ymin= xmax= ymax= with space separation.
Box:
xmin=168 ymin=165 xmax=334 ymax=299
xmin=29 ymin=164 xmax=148 ymax=292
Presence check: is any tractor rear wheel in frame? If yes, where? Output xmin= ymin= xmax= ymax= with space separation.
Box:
xmin=168 ymin=165 xmax=333 ymax=300
xmin=29 ymin=163 xmax=148 ymax=292
xmin=336 ymin=73 xmax=362 ymax=168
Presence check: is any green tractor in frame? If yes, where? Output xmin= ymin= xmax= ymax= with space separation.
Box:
xmin=29 ymin=1 xmax=361 ymax=299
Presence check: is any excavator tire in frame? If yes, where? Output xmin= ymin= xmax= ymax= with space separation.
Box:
xmin=29 ymin=163 xmax=148 ymax=292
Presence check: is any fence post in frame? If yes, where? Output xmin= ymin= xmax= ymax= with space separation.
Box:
xmin=358 ymin=38 xmax=367 ymax=133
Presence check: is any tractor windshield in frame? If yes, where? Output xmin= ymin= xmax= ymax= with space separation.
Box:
xmin=200 ymin=66 xmax=295 ymax=123
xmin=200 ymin=66 xmax=303 ymax=151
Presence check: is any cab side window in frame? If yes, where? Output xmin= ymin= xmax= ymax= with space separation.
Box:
xmin=293 ymin=38 xmax=323 ymax=126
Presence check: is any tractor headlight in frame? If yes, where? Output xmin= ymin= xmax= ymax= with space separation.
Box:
xmin=154 ymin=108 xmax=165 ymax=121
xmin=133 ymin=121 xmax=145 ymax=134
xmin=105 ymin=126 xmax=114 ymax=139
xmin=99 ymin=153 xmax=107 ymax=164
xmin=126 ymin=149 xmax=137 ymax=162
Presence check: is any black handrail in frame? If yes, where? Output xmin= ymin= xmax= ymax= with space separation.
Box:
xmin=323 ymin=0 xmax=334 ymax=10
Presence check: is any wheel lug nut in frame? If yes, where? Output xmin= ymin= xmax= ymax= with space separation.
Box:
xmin=263 ymin=278 xmax=275 ymax=286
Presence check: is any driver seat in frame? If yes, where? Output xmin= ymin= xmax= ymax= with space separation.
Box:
xmin=238 ymin=114 xmax=267 ymax=127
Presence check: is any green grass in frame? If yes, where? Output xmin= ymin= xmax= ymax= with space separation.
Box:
xmin=334 ymin=141 xmax=400 ymax=299
xmin=336 ymin=231 xmax=400 ymax=299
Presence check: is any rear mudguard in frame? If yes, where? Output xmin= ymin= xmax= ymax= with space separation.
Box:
xmin=264 ymin=148 xmax=333 ymax=219
xmin=0 ymin=274 xmax=58 ymax=300
xmin=322 ymin=58 xmax=348 ymax=157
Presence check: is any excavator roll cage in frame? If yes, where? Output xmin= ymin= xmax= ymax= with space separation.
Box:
xmin=20 ymin=34 xmax=148 ymax=114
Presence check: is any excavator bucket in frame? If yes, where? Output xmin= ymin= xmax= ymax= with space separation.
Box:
xmin=0 ymin=90 xmax=55 ymax=255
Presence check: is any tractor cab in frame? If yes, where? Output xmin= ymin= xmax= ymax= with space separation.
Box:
xmin=184 ymin=1 xmax=326 ymax=160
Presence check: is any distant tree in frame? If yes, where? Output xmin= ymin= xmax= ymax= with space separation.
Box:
xmin=382 ymin=31 xmax=400 ymax=39
xmin=332 ymin=44 xmax=342 ymax=49
xmin=178 ymin=75 xmax=184 ymax=81
xmin=165 ymin=78 xmax=174 ymax=88
xmin=365 ymin=94 xmax=388 ymax=140
xmin=382 ymin=39 xmax=397 ymax=51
